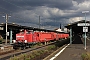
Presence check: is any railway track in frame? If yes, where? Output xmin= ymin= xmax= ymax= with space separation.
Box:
xmin=0 ymin=38 xmax=69 ymax=60
xmin=0 ymin=41 xmax=57 ymax=60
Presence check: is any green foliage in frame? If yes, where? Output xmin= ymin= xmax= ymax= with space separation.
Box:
xmin=38 ymin=50 xmax=44 ymax=54
xmin=34 ymin=51 xmax=41 ymax=56
xmin=37 ymin=42 xmax=42 ymax=46
xmin=25 ymin=58 xmax=30 ymax=60
xmin=9 ymin=45 xmax=57 ymax=60
xmin=0 ymin=38 xmax=3 ymax=44
xmin=47 ymin=45 xmax=56 ymax=50
xmin=81 ymin=53 xmax=90 ymax=60
xmin=30 ymin=54 xmax=35 ymax=59
xmin=10 ymin=55 xmax=19 ymax=60
xmin=81 ymin=53 xmax=88 ymax=60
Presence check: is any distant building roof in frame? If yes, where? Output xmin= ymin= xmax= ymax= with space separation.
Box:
xmin=56 ymin=28 xmax=63 ymax=32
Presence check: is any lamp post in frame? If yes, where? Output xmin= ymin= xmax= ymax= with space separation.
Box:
xmin=82 ymin=11 xmax=89 ymax=50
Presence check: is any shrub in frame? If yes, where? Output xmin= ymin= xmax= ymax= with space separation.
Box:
xmin=47 ymin=45 xmax=56 ymax=50
xmin=30 ymin=54 xmax=35 ymax=59
xmin=38 ymin=50 xmax=44 ymax=54
xmin=9 ymin=45 xmax=57 ymax=60
xmin=0 ymin=38 xmax=3 ymax=44
xmin=81 ymin=53 xmax=90 ymax=60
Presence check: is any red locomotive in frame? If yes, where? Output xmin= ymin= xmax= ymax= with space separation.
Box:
xmin=13 ymin=29 xmax=69 ymax=49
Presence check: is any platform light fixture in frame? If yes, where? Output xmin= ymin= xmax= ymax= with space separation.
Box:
xmin=82 ymin=11 xmax=89 ymax=50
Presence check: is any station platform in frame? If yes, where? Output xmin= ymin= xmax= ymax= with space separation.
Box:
xmin=44 ymin=35 xmax=90 ymax=60
xmin=53 ymin=44 xmax=85 ymax=60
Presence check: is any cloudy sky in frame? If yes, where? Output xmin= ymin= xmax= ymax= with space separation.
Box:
xmin=0 ymin=0 xmax=90 ymax=30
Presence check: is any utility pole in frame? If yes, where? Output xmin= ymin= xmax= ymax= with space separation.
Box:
xmin=2 ymin=14 xmax=11 ymax=45
xmin=39 ymin=16 xmax=40 ymax=29
xmin=60 ymin=23 xmax=61 ymax=29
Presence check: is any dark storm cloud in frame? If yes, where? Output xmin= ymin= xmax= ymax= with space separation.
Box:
xmin=0 ymin=0 xmax=74 ymax=11
xmin=0 ymin=0 xmax=79 ymax=16
xmin=0 ymin=0 xmax=22 ymax=14
xmin=0 ymin=0 xmax=86 ymax=15
xmin=73 ymin=0 xmax=84 ymax=2
xmin=44 ymin=21 xmax=59 ymax=27
xmin=0 ymin=0 xmax=89 ymax=29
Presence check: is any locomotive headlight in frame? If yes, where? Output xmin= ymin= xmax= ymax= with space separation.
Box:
xmin=13 ymin=40 xmax=16 ymax=43
xmin=24 ymin=40 xmax=27 ymax=43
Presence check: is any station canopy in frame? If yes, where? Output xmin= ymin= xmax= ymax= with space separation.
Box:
xmin=65 ymin=20 xmax=90 ymax=34
xmin=0 ymin=23 xmax=60 ymax=33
